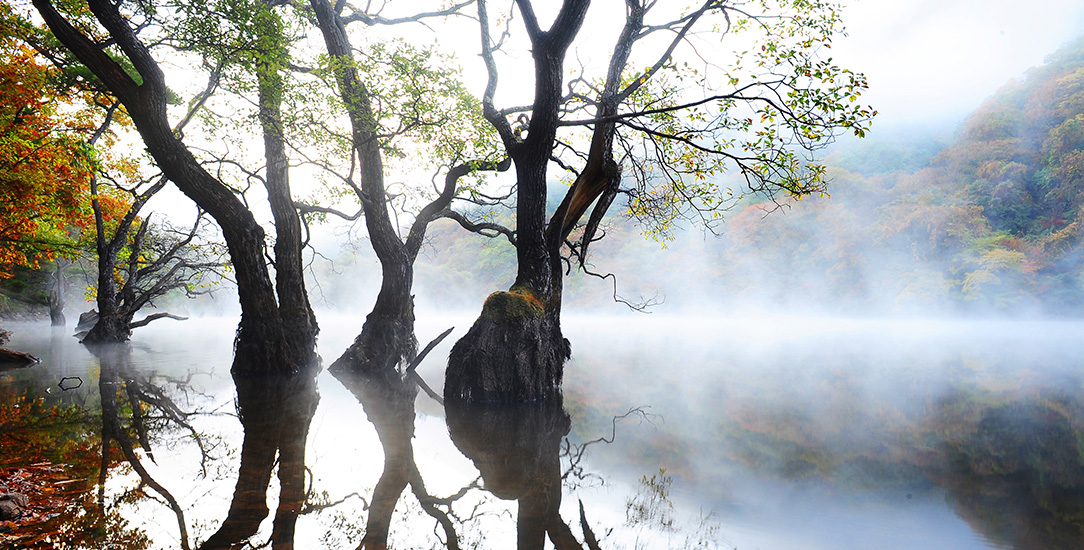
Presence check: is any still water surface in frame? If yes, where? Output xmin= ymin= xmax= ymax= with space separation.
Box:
xmin=1 ymin=314 xmax=1082 ymax=549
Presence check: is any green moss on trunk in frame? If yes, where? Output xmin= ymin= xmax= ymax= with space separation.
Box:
xmin=480 ymin=290 xmax=545 ymax=320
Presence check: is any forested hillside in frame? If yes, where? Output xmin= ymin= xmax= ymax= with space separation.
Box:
xmin=376 ymin=36 xmax=1084 ymax=317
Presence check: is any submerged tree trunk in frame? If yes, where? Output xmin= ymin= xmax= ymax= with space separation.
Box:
xmin=445 ymin=157 xmax=570 ymax=400
xmin=444 ymin=289 xmax=567 ymax=403
xmin=0 ymin=347 xmax=39 ymax=369
xmin=83 ymin=199 xmax=131 ymax=343
xmin=83 ymin=312 xmax=133 ymax=343
xmin=330 ymin=268 xmax=417 ymax=374
xmin=308 ymin=0 xmax=423 ymax=374
xmin=254 ymin=0 xmax=318 ymax=368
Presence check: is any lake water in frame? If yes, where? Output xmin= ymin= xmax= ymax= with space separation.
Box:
xmin=1 ymin=313 xmax=1082 ymax=549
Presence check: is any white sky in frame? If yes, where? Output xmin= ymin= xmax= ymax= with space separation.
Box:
xmin=834 ymin=0 xmax=1084 ymax=131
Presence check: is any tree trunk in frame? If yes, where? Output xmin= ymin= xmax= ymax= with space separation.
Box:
xmin=32 ymin=0 xmax=301 ymax=372
xmin=83 ymin=211 xmax=131 ymax=343
xmin=49 ymin=259 xmax=66 ymax=326
xmin=444 ymin=147 xmax=570 ymax=404
xmin=330 ymin=264 xmax=417 ymax=373
xmin=82 ymin=160 xmax=130 ymax=343
xmin=126 ymin=98 xmax=292 ymax=372
xmin=0 ymin=347 xmax=39 ymax=369
xmin=444 ymin=288 xmax=567 ymax=403
xmin=445 ymin=2 xmax=588 ymax=402
xmin=255 ymin=1 xmax=318 ymax=368
xmin=309 ymin=0 xmax=422 ymax=373
xmin=82 ymin=310 xmax=133 ymax=343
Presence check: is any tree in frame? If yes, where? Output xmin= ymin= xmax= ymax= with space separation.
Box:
xmin=30 ymin=0 xmax=319 ymax=372
xmin=44 ymin=96 xmax=224 ymax=343
xmin=30 ymin=0 xmax=479 ymax=369
xmin=83 ymin=202 xmax=225 ymax=343
xmin=301 ymin=0 xmax=504 ymax=374
xmin=444 ymin=0 xmax=874 ymax=402
xmin=0 ymin=32 xmax=96 ymax=280
xmin=2 ymin=5 xmax=145 ymax=327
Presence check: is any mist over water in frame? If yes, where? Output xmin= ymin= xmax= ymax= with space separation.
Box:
xmin=561 ymin=315 xmax=1084 ymax=549
xmin=4 ymin=310 xmax=1079 ymax=548
xmin=11 ymin=80 xmax=1080 ymax=547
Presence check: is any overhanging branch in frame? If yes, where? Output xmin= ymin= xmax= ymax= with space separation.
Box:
xmin=437 ymin=209 xmax=516 ymax=246
xmin=129 ymin=312 xmax=189 ymax=329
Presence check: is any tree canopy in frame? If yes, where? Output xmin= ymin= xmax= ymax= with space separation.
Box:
xmin=0 ymin=33 xmax=125 ymax=276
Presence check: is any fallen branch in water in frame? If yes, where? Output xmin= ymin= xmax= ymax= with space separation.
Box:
xmin=404 ymin=326 xmax=454 ymax=374
xmin=404 ymin=327 xmax=454 ymax=406
xmin=0 ymin=348 xmax=39 ymax=370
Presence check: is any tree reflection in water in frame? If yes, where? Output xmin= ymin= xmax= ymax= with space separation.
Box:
xmin=198 ymin=363 xmax=319 ymax=550
xmin=335 ymin=357 xmax=628 ymax=550
xmin=334 ymin=367 xmax=473 ymax=550
xmin=0 ymin=342 xmax=215 ymax=549
xmin=92 ymin=343 xmax=193 ymax=549
xmin=0 ymin=365 xmax=148 ymax=549
xmin=928 ymin=389 xmax=1084 ymax=549
xmin=447 ymin=398 xmax=602 ymax=550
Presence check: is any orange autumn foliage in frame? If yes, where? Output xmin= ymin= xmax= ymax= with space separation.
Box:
xmin=0 ymin=39 xmax=98 ymax=276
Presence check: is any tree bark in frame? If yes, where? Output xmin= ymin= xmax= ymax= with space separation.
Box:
xmin=0 ymin=347 xmax=39 ymax=369
xmin=82 ymin=193 xmax=136 ymax=344
xmin=308 ymin=0 xmax=420 ymax=372
xmin=255 ymin=0 xmax=318 ymax=368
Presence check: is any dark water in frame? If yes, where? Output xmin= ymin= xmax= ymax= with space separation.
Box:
xmin=1 ymin=314 xmax=1083 ymax=549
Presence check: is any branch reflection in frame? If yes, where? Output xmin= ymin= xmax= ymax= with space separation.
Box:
xmin=92 ymin=343 xmax=193 ymax=550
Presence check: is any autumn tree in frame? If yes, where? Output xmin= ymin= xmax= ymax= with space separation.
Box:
xmin=444 ymin=0 xmax=875 ymax=402
xmin=1 ymin=5 xmax=149 ymax=327
xmin=0 ymin=32 xmax=97 ymax=288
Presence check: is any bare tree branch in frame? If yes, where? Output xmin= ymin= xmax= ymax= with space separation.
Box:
xmin=341 ymin=0 xmax=472 ymax=26
xmin=437 ymin=209 xmax=517 ymax=246
xmin=129 ymin=312 xmax=189 ymax=329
